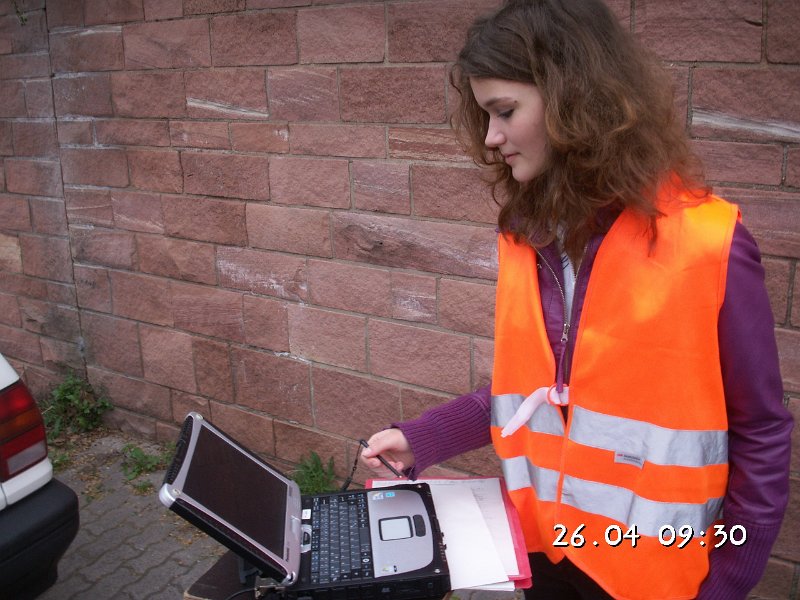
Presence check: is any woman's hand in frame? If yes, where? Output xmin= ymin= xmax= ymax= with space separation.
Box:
xmin=359 ymin=428 xmax=415 ymax=478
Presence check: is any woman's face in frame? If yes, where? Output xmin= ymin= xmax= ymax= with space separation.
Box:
xmin=469 ymin=77 xmax=548 ymax=183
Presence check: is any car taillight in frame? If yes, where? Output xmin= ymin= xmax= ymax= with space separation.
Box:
xmin=0 ymin=380 xmax=48 ymax=482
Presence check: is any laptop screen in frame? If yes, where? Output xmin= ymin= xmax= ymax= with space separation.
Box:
xmin=182 ymin=425 xmax=288 ymax=556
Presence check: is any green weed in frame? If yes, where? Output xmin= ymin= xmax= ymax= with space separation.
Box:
xmin=292 ymin=451 xmax=337 ymax=494
xmin=121 ymin=443 xmax=171 ymax=481
xmin=42 ymin=373 xmax=112 ymax=440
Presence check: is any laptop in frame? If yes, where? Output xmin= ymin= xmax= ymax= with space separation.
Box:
xmin=159 ymin=412 xmax=449 ymax=599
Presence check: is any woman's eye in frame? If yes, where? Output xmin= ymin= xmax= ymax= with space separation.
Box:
xmin=498 ymin=109 xmax=514 ymax=119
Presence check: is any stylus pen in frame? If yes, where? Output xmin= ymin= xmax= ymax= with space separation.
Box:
xmin=359 ymin=439 xmax=404 ymax=478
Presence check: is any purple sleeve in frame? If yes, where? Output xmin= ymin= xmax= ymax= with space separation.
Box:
xmin=392 ymin=385 xmax=492 ymax=480
xmin=697 ymin=222 xmax=793 ymax=599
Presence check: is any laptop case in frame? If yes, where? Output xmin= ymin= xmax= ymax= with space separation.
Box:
xmin=159 ymin=412 xmax=449 ymax=600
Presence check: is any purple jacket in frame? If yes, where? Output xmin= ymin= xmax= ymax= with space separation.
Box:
xmin=394 ymin=221 xmax=792 ymax=599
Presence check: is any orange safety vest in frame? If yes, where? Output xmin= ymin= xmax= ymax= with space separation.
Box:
xmin=491 ymin=187 xmax=739 ymax=600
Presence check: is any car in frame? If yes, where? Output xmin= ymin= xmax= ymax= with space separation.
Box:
xmin=0 ymin=352 xmax=80 ymax=600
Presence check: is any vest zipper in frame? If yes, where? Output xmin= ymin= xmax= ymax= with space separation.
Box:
xmin=536 ymin=251 xmax=570 ymax=392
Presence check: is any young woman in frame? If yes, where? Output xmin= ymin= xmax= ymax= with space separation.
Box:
xmin=360 ymin=1 xmax=792 ymax=599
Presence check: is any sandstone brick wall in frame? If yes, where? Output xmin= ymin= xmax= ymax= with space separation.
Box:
xmin=0 ymin=0 xmax=798 ymax=595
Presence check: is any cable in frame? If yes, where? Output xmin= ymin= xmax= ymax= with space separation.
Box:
xmin=340 ymin=441 xmax=365 ymax=491
xmin=222 ymin=587 xmax=255 ymax=600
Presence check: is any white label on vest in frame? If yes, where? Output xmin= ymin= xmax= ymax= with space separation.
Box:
xmin=614 ymin=452 xmax=645 ymax=468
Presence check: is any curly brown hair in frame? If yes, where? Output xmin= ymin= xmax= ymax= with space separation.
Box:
xmin=451 ymin=0 xmax=707 ymax=260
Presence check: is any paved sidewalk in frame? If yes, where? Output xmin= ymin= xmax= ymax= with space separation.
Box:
xmin=38 ymin=431 xmax=225 ymax=600
xmin=37 ymin=430 xmax=522 ymax=600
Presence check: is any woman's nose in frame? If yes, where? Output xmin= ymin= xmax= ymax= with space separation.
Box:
xmin=485 ymin=122 xmax=504 ymax=148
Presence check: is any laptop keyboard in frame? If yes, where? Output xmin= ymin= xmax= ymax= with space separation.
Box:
xmin=309 ymin=493 xmax=373 ymax=584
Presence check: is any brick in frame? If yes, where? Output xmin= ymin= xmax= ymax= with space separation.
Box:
xmin=24 ymin=79 xmax=53 ymax=118
xmin=790 ymin=398 xmax=800 ymax=472
xmin=247 ymin=204 xmax=331 ymax=257
xmin=270 ymin=156 xmax=349 ymax=208
xmin=391 ymin=272 xmax=436 ymax=324
xmin=313 ymin=367 xmax=401 ymax=439
xmin=340 ymin=66 xmax=447 ymax=124
xmin=775 ymin=328 xmax=799 ymax=392
xmin=716 ymin=187 xmax=800 ymax=258
xmin=87 ymin=367 xmax=171 ymax=421
xmin=274 ymin=421 xmax=351 ymax=477
xmin=44 ymin=281 xmax=76 ymax=306
xmin=298 ymin=5 xmax=384 ymax=64
xmin=290 ymin=124 xmax=385 ymax=159
xmin=767 ymin=0 xmax=800 ymax=63
xmin=6 ymin=10 xmax=47 ymax=53
xmin=29 ymin=198 xmax=67 ymax=236
xmin=0 ymin=80 xmax=24 ymax=116
xmin=185 ymin=0 xmax=244 ymax=14
xmin=82 ymin=312 xmax=142 ymax=376
xmin=193 ymin=339 xmax=233 ymax=403
xmin=242 ymin=295 xmax=289 ymax=352
xmin=0 ymin=323 xmax=42 ymax=364
xmin=763 ymin=258 xmax=791 ymax=325
xmin=111 ymin=190 xmax=164 ymax=233
xmin=105 ymin=409 xmax=157 ymax=438
xmin=171 ymin=282 xmax=244 ymax=342
xmin=369 ymin=320 xmax=471 ymax=394
xmin=693 ymin=140 xmax=783 ymax=185
xmin=5 ymin=158 xmax=62 ymax=197
xmin=772 ymin=476 xmax=799 ymax=562
xmin=209 ymin=401 xmax=274 ymax=457
xmin=0 ymin=271 xmax=46 ymax=300
xmin=162 ymin=194 xmax=247 ymax=245
xmin=128 ymin=149 xmax=183 ymax=193
xmin=110 ymin=271 xmax=173 ymax=326
xmin=111 ymin=71 xmax=186 ymax=118
xmin=635 ymin=0 xmax=761 ymax=62
xmin=268 ymin=67 xmax=338 ymax=121
xmin=438 ymin=278 xmax=495 ymax=337
xmin=473 ymin=336 xmax=493 ymax=388
xmin=95 ymin=119 xmax=170 ymax=146
xmin=692 ymin=69 xmax=800 ymax=142
xmin=57 ymin=120 xmax=93 ymax=145
xmin=18 ymin=297 xmax=80 ymax=341
xmin=412 ymin=164 xmax=497 ymax=223
xmin=84 ymin=0 xmax=144 ymax=25
xmin=169 ymin=121 xmax=230 ymax=149
xmin=70 ymin=226 xmax=136 ymax=269
xmin=40 ymin=337 xmax=83 ymax=372
xmin=123 ymin=19 xmax=210 ymax=69
xmin=750 ymin=557 xmax=795 ymax=599
xmin=211 ymin=12 xmax=296 ymax=67
xmin=332 ymin=213 xmax=498 ymax=279
xmin=140 ymin=325 xmax=196 ymax=392
xmin=45 ymin=0 xmax=84 ymax=28
xmin=230 ymin=122 xmax=289 ymax=153
xmin=307 ymin=259 xmax=392 ymax=317
xmin=64 ymin=189 xmax=113 ymax=227
xmin=352 ymin=161 xmax=410 ymax=214
xmin=399 ymin=387 xmax=448 ymax=422
xmin=61 ymin=148 xmax=129 ymax=187
xmin=787 ymin=148 xmax=800 ymax=188
xmin=136 ymin=234 xmax=216 ymax=285
xmin=288 ymin=305 xmax=366 ymax=371
xmin=11 ymin=121 xmax=57 ymax=157
xmin=19 ymin=234 xmax=73 ymax=282
xmin=0 ymin=293 xmax=20 ymax=327
xmin=0 ymin=193 xmax=31 ymax=231
xmin=185 ymin=68 xmax=269 ymax=120
xmin=388 ymin=127 xmax=470 ymax=161
xmin=249 ymin=0 xmax=310 ymax=7
xmin=0 ymin=122 xmax=10 ymax=155
xmin=169 ymin=391 xmax=209 ymax=423
xmin=181 ymin=152 xmax=269 ymax=201
xmin=231 ymin=347 xmax=312 ymax=424
xmin=143 ymin=0 xmax=182 ymax=21
xmin=0 ymin=53 xmax=49 ymax=80
xmin=50 ymin=27 xmax=124 ymax=73
xmin=53 ymin=73 xmax=113 ymax=117
xmin=74 ymin=265 xmax=112 ymax=311
xmin=388 ymin=0 xmax=496 ymax=62
xmin=217 ymin=247 xmax=308 ymax=301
